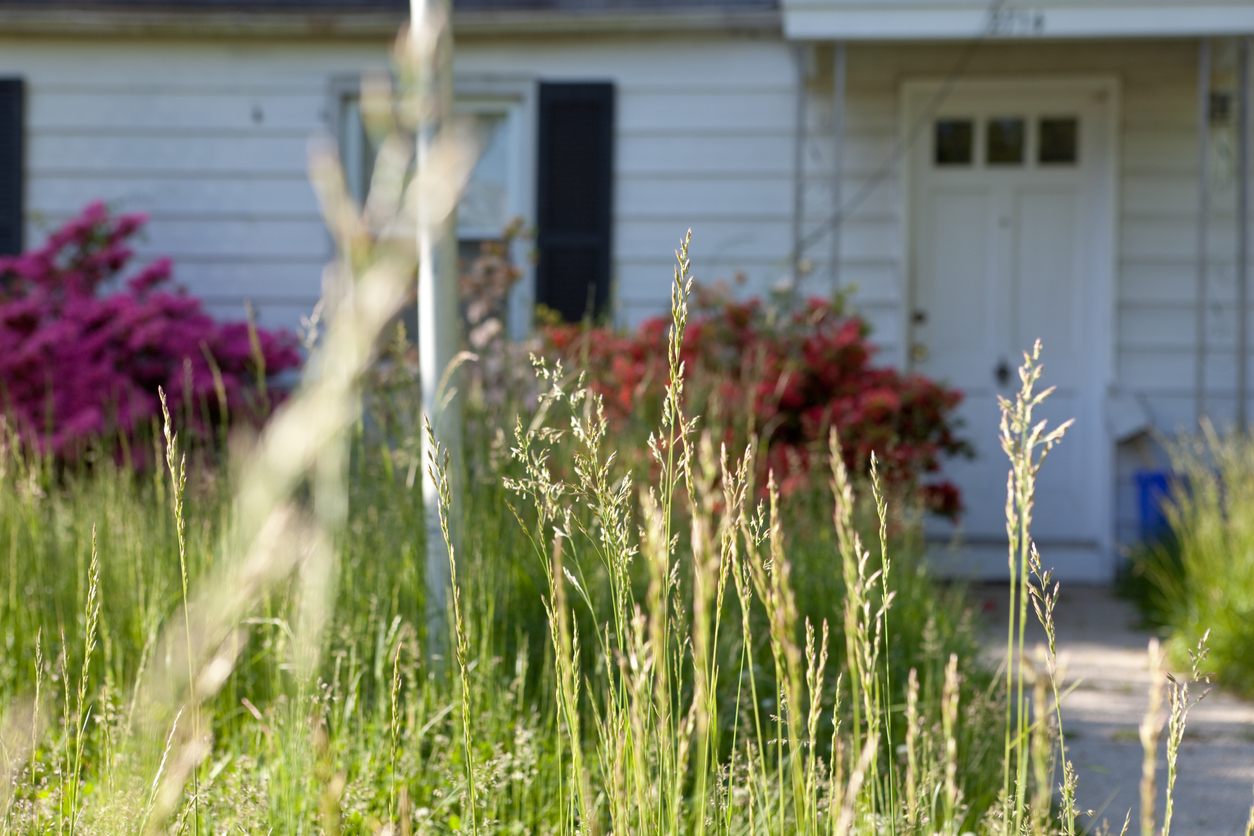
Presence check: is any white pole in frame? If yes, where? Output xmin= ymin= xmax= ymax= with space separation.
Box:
xmin=1196 ymin=38 xmax=1210 ymax=424
xmin=1237 ymin=37 xmax=1250 ymax=429
xmin=412 ymin=0 xmax=462 ymax=656
xmin=790 ymin=42 xmax=808 ymax=307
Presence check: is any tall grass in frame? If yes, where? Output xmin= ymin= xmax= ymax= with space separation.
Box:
xmin=996 ymin=342 xmax=1074 ymax=836
xmin=0 ymin=264 xmax=1006 ymax=835
xmin=490 ymin=235 xmax=991 ymax=835
xmin=1127 ymin=423 xmax=1254 ymax=696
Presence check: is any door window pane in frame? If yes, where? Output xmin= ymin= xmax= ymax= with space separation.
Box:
xmin=935 ymin=119 xmax=973 ymax=165
xmin=986 ymin=117 xmax=1025 ymax=164
xmin=1038 ymin=117 xmax=1078 ymax=164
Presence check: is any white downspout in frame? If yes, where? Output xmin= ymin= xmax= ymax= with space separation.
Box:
xmin=1237 ymin=37 xmax=1250 ymax=428
xmin=1196 ymin=38 xmax=1210 ymax=424
xmin=830 ymin=42 xmax=847 ymax=297
xmin=791 ymin=42 xmax=808 ymax=307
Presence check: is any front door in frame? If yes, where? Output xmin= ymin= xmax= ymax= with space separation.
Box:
xmin=906 ymin=79 xmax=1115 ymax=581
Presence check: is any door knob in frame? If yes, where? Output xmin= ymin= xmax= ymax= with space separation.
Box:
xmin=995 ymin=358 xmax=1011 ymax=386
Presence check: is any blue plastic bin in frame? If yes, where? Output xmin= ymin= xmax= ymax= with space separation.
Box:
xmin=1135 ymin=470 xmax=1172 ymax=543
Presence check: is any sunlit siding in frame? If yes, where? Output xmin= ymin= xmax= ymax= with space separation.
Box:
xmin=0 ymin=36 xmax=391 ymax=333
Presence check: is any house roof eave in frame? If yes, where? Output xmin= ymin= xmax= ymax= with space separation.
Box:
xmin=0 ymin=2 xmax=782 ymax=39
xmin=782 ymin=0 xmax=1254 ymax=41
xmin=453 ymin=7 xmax=780 ymax=36
xmin=0 ymin=6 xmax=405 ymax=38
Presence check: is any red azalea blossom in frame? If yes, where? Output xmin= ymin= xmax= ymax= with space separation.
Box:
xmin=543 ymin=291 xmax=970 ymax=519
xmin=0 ymin=202 xmax=302 ymax=460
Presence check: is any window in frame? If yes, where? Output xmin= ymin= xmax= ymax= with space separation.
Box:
xmin=338 ymin=94 xmax=377 ymax=207
xmin=457 ymin=113 xmax=511 ymax=239
xmin=986 ymin=117 xmax=1026 ymax=165
xmin=337 ymin=92 xmax=522 ymax=244
xmin=935 ymin=119 xmax=973 ymax=165
xmin=334 ymin=78 xmax=535 ymax=336
xmin=1038 ymin=117 xmax=1078 ymax=164
xmin=454 ymin=102 xmax=523 ymax=272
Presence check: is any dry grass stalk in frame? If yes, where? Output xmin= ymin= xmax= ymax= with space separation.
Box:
xmin=1161 ymin=632 xmax=1211 ymax=836
xmin=998 ymin=339 xmax=1072 ymax=836
xmin=1139 ymin=638 xmax=1166 ymax=836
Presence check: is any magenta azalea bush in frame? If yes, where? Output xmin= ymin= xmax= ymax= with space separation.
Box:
xmin=0 ymin=202 xmax=301 ymax=458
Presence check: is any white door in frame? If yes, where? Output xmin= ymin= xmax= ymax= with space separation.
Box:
xmin=906 ymin=80 xmax=1115 ymax=582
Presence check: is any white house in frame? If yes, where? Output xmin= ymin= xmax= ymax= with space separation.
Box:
xmin=0 ymin=0 xmax=1251 ymax=581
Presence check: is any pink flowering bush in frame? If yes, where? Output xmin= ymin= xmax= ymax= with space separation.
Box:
xmin=0 ymin=202 xmax=301 ymax=459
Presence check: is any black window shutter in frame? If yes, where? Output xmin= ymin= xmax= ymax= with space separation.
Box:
xmin=0 ymin=78 xmax=22 ymax=256
xmin=535 ymin=82 xmax=614 ymax=323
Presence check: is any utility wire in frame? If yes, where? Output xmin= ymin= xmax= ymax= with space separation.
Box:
xmin=798 ymin=0 xmax=1008 ymax=258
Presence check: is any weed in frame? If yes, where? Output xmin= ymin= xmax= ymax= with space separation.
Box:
xmin=1127 ymin=423 xmax=1254 ymax=696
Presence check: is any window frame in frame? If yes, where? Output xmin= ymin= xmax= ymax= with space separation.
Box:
xmin=327 ymin=74 xmax=537 ymax=339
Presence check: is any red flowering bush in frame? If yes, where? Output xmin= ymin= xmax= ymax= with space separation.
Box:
xmin=544 ymin=288 xmax=969 ymax=518
xmin=0 ymin=202 xmax=301 ymax=458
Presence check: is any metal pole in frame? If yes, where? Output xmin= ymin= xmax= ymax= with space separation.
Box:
xmin=790 ymin=42 xmax=808 ymax=307
xmin=1196 ymin=39 xmax=1211 ymax=424
xmin=830 ymin=42 xmax=847 ymax=297
xmin=412 ymin=0 xmax=462 ymax=655
xmin=1238 ymin=37 xmax=1250 ymax=428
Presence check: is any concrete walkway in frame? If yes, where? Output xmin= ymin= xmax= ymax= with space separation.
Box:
xmin=973 ymin=584 xmax=1254 ymax=835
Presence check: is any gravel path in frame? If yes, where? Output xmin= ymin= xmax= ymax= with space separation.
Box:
xmin=973 ymin=584 xmax=1254 ymax=835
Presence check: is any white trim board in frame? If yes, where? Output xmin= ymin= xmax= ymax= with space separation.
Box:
xmin=783 ymin=1 xmax=1254 ymax=40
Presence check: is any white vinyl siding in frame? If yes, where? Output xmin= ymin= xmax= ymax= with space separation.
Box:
xmin=795 ymin=78 xmax=902 ymax=358
xmin=0 ymin=36 xmax=391 ymax=331
xmin=6 ymin=33 xmax=805 ymax=334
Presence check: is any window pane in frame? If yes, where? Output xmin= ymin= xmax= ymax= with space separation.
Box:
xmin=935 ymin=119 xmax=973 ymax=165
xmin=458 ymin=114 xmax=511 ymax=236
xmin=986 ymin=117 xmax=1025 ymax=165
xmin=339 ymin=97 xmax=380 ymax=205
xmin=1039 ymin=117 xmax=1078 ymax=164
